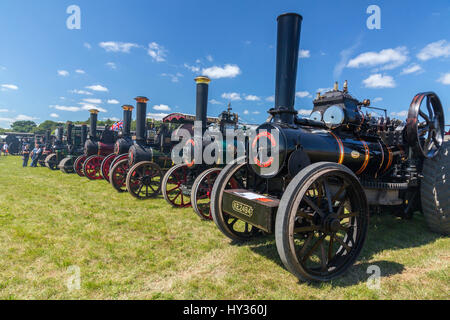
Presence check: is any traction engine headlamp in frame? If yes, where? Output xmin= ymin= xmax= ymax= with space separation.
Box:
xmin=323 ymin=105 xmax=345 ymax=128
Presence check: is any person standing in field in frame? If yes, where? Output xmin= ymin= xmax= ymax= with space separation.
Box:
xmin=22 ymin=142 xmax=30 ymax=167
xmin=30 ymin=145 xmax=41 ymax=167
xmin=2 ymin=143 xmax=8 ymax=156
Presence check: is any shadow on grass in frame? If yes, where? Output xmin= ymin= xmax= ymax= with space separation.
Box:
xmin=232 ymin=212 xmax=443 ymax=287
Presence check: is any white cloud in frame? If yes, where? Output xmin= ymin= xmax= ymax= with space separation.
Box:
xmin=58 ymin=70 xmax=69 ymax=77
xmin=206 ymin=55 xmax=213 ymax=62
xmin=147 ymin=112 xmax=169 ymax=120
xmin=103 ymin=117 xmax=120 ymax=121
xmin=99 ymin=41 xmax=139 ymax=53
xmin=333 ymin=38 xmax=361 ymax=79
xmin=209 ymin=99 xmax=222 ymax=105
xmin=401 ymin=64 xmax=423 ymax=75
xmin=79 ymin=103 xmax=107 ymax=113
xmin=147 ymin=42 xmax=167 ymax=62
xmin=243 ymin=110 xmax=249 ymax=115
xmin=184 ymin=63 xmax=200 ymax=73
xmin=202 ymin=64 xmax=241 ymax=79
xmin=266 ymin=96 xmax=275 ymax=102
xmin=50 ymin=113 xmax=59 ymax=118
xmin=417 ymin=40 xmax=450 ymax=61
xmin=75 ymin=69 xmax=85 ymax=74
xmin=390 ymin=110 xmax=408 ymax=118
xmin=161 ymin=72 xmax=183 ymax=83
xmin=50 ymin=105 xmax=80 ymax=112
xmin=16 ymin=114 xmax=37 ymax=121
xmin=299 ymin=50 xmax=310 ymax=58
xmin=221 ymin=92 xmax=242 ymax=101
xmin=362 ymin=74 xmax=396 ymax=88
xmin=317 ymin=87 xmax=333 ymax=94
xmin=86 ymin=84 xmax=108 ymax=92
xmin=70 ymin=89 xmax=93 ymax=95
xmin=373 ymin=97 xmax=383 ymax=102
xmin=0 ymin=66 xmax=6 ymax=70
xmin=347 ymin=47 xmax=408 ymax=70
xmin=1 ymin=84 xmax=18 ymax=91
xmin=0 ymin=108 xmax=8 ymax=112
xmin=106 ymin=62 xmax=117 ymax=70
xmin=252 ymin=111 xmax=260 ymax=115
xmin=107 ymin=99 xmax=120 ymax=104
xmin=153 ymin=104 xmax=171 ymax=111
xmin=245 ymin=95 xmax=260 ymax=101
xmin=298 ymin=109 xmax=312 ymax=116
xmin=84 ymin=42 xmax=92 ymax=49
xmin=83 ymin=98 xmax=102 ymax=104
xmin=437 ymin=73 xmax=450 ymax=85
xmin=296 ymin=91 xmax=311 ymax=98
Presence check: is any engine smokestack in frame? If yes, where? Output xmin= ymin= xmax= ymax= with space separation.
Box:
xmin=195 ymin=76 xmax=210 ymax=133
xmin=135 ymin=97 xmax=148 ymax=142
xmin=122 ymin=105 xmax=134 ymax=137
xmin=57 ymin=126 xmax=64 ymax=142
xmin=89 ymin=109 xmax=99 ymax=139
xmin=81 ymin=124 xmax=87 ymax=145
xmin=45 ymin=129 xmax=51 ymax=144
xmin=273 ymin=13 xmax=302 ymax=124
xmin=67 ymin=122 xmax=73 ymax=145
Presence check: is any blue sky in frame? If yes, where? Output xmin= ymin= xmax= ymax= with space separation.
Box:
xmin=0 ymin=0 xmax=449 ymax=127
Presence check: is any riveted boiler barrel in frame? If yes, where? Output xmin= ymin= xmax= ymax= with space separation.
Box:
xmin=128 ymin=143 xmax=153 ymax=166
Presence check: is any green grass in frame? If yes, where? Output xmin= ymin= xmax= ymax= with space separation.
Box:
xmin=0 ymin=156 xmax=448 ymax=299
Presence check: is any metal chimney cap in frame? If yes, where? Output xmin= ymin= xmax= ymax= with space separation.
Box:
xmin=135 ymin=96 xmax=149 ymax=103
xmin=89 ymin=109 xmax=99 ymax=114
xmin=122 ymin=105 xmax=134 ymax=111
xmin=195 ymin=76 xmax=211 ymax=84
xmin=277 ymin=12 xmax=303 ymax=21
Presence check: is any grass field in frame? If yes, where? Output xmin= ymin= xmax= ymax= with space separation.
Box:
xmin=0 ymin=155 xmax=448 ymax=300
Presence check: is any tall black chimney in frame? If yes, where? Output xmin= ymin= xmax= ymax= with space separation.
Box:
xmin=45 ymin=129 xmax=51 ymax=144
xmin=66 ymin=122 xmax=73 ymax=145
xmin=195 ymin=76 xmax=210 ymax=133
xmin=122 ymin=105 xmax=134 ymax=137
xmin=274 ymin=13 xmax=302 ymax=124
xmin=135 ymin=97 xmax=148 ymax=142
xmin=89 ymin=109 xmax=99 ymax=139
xmin=57 ymin=126 xmax=64 ymax=142
xmin=81 ymin=124 xmax=88 ymax=145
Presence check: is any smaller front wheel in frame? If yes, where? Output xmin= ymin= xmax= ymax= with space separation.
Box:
xmin=126 ymin=161 xmax=163 ymax=199
xmin=109 ymin=158 xmax=129 ymax=193
xmin=191 ymin=168 xmax=222 ymax=220
xmin=161 ymin=164 xmax=192 ymax=208
xmin=83 ymin=155 xmax=105 ymax=180
xmin=44 ymin=153 xmax=58 ymax=170
xmin=100 ymin=153 xmax=117 ymax=181
xmin=74 ymin=155 xmax=87 ymax=177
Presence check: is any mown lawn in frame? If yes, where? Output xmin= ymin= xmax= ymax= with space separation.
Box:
xmin=0 ymin=156 xmax=448 ymax=299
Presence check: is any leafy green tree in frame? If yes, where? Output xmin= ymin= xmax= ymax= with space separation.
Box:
xmin=33 ymin=120 xmax=60 ymax=134
xmin=10 ymin=120 xmax=37 ymax=133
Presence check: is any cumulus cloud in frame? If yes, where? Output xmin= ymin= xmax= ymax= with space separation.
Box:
xmin=1 ymin=84 xmax=18 ymax=91
xmin=221 ymin=92 xmax=242 ymax=101
xmin=58 ymin=70 xmax=69 ymax=77
xmin=83 ymin=98 xmax=102 ymax=104
xmin=296 ymin=91 xmax=311 ymax=98
xmin=70 ymin=89 xmax=93 ymax=95
xmin=209 ymin=99 xmax=222 ymax=105
xmin=317 ymin=87 xmax=333 ymax=94
xmin=50 ymin=105 xmax=80 ymax=112
xmin=147 ymin=42 xmax=167 ymax=62
xmin=390 ymin=110 xmax=408 ymax=118
xmin=107 ymin=99 xmax=119 ymax=104
xmin=86 ymin=85 xmax=108 ymax=92
xmin=184 ymin=63 xmax=200 ymax=73
xmin=50 ymin=113 xmax=59 ymax=118
xmin=153 ymin=104 xmax=171 ymax=111
xmin=245 ymin=95 xmax=260 ymax=101
xmin=243 ymin=110 xmax=249 ymax=115
xmin=373 ymin=97 xmax=383 ymax=102
xmin=401 ymin=64 xmax=423 ymax=75
xmin=99 ymin=41 xmax=139 ymax=53
xmin=0 ymin=108 xmax=8 ymax=112
xmin=266 ymin=96 xmax=275 ymax=102
xmin=75 ymin=69 xmax=85 ymax=74
xmin=347 ymin=47 xmax=408 ymax=70
xmin=298 ymin=109 xmax=312 ymax=116
xmin=202 ymin=64 xmax=241 ymax=79
xmin=252 ymin=111 xmax=260 ymax=115
xmin=299 ymin=50 xmax=310 ymax=58
xmin=79 ymin=103 xmax=107 ymax=113
xmin=362 ymin=74 xmax=396 ymax=88
xmin=437 ymin=73 xmax=450 ymax=85
xmin=106 ymin=62 xmax=117 ymax=70
xmin=417 ymin=40 xmax=450 ymax=61
xmin=16 ymin=114 xmax=37 ymax=121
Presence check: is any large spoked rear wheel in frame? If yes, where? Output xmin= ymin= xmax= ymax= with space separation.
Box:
xmin=162 ymin=164 xmax=192 ymax=208
xmin=74 ymin=155 xmax=87 ymax=177
xmin=421 ymin=141 xmax=449 ymax=235
xmin=275 ymin=162 xmax=369 ymax=282
xmin=100 ymin=153 xmax=117 ymax=181
xmin=191 ymin=168 xmax=222 ymax=220
xmin=126 ymin=161 xmax=163 ymax=199
xmin=211 ymin=160 xmax=264 ymax=242
xmin=83 ymin=155 xmax=105 ymax=180
xmin=109 ymin=158 xmax=129 ymax=193
xmin=44 ymin=153 xmax=58 ymax=170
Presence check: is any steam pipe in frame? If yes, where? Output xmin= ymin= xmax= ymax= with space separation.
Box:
xmin=122 ymin=105 xmax=134 ymax=137
xmin=135 ymin=97 xmax=148 ymax=142
xmin=195 ymin=76 xmax=210 ymax=134
xmin=273 ymin=13 xmax=302 ymax=124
